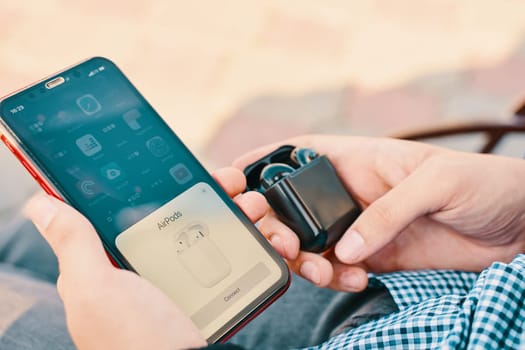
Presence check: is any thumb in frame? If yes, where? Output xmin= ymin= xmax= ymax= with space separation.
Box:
xmin=24 ymin=194 xmax=111 ymax=276
xmin=335 ymin=168 xmax=443 ymax=264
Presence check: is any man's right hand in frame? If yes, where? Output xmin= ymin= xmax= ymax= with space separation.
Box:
xmin=234 ymin=135 xmax=525 ymax=292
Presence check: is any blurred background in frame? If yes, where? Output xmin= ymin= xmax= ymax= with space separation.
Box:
xmin=2 ymin=0 xmax=525 ymax=218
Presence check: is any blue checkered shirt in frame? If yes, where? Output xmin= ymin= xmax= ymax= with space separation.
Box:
xmin=302 ymin=254 xmax=525 ymax=349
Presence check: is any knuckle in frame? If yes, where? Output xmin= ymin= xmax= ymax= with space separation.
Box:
xmin=46 ymin=218 xmax=74 ymax=252
xmin=56 ymin=274 xmax=67 ymax=299
xmin=423 ymin=154 xmax=463 ymax=196
xmin=45 ymin=212 xmax=92 ymax=257
xmin=369 ymin=202 xmax=396 ymax=228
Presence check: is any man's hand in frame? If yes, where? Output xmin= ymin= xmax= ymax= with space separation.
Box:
xmin=24 ymin=168 xmax=268 ymax=350
xmin=234 ymin=135 xmax=525 ymax=292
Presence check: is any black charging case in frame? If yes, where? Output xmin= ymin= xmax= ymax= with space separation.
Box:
xmin=244 ymin=145 xmax=361 ymax=253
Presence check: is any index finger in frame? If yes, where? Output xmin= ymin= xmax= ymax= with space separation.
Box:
xmin=231 ymin=135 xmax=315 ymax=170
xmin=232 ymin=134 xmax=375 ymax=171
xmin=211 ymin=167 xmax=247 ymax=197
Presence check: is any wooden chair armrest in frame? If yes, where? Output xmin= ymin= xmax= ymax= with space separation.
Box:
xmin=392 ymin=117 xmax=525 ymax=153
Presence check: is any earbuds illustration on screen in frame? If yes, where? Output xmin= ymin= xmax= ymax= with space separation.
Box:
xmin=175 ymin=231 xmax=191 ymax=253
xmin=175 ymin=223 xmax=208 ymax=253
xmin=174 ymin=222 xmax=231 ymax=288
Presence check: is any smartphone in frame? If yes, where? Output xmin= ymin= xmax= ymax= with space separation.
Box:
xmin=0 ymin=57 xmax=289 ymax=343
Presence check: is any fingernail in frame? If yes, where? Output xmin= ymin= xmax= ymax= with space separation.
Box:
xmin=23 ymin=194 xmax=58 ymax=232
xmin=270 ymin=235 xmax=283 ymax=253
xmin=339 ymin=272 xmax=362 ymax=291
xmin=300 ymin=261 xmax=321 ymax=285
xmin=336 ymin=229 xmax=365 ymax=262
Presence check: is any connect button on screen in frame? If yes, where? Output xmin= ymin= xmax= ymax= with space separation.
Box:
xmin=191 ymin=262 xmax=271 ymax=329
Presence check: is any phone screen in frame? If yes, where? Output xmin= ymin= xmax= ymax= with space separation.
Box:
xmin=0 ymin=57 xmax=288 ymax=341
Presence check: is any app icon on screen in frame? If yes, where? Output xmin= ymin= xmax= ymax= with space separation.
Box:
xmin=146 ymin=136 xmax=170 ymax=157
xmin=170 ymin=164 xmax=193 ymax=185
xmin=123 ymin=109 xmax=142 ymax=130
xmin=76 ymin=94 xmax=102 ymax=116
xmin=100 ymin=162 xmax=124 ymax=181
xmin=76 ymin=178 xmax=101 ymax=198
xmin=76 ymin=134 xmax=102 ymax=157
